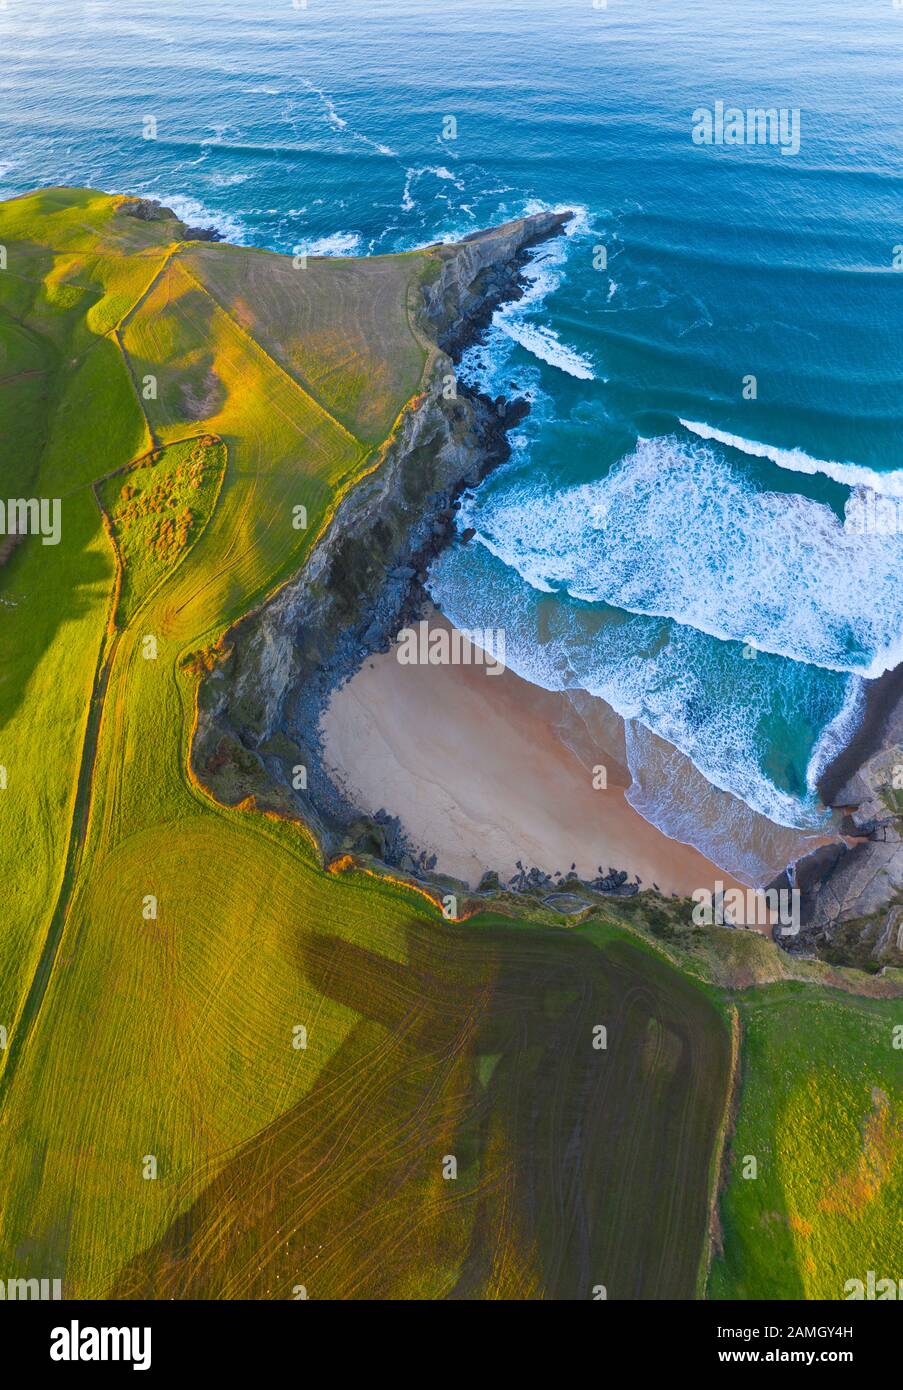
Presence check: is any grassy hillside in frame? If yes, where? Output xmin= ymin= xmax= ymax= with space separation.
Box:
xmin=0 ymin=187 xmax=898 ymax=1301
xmin=709 ymin=983 xmax=902 ymax=1299
xmin=0 ymin=187 xmax=440 ymax=1295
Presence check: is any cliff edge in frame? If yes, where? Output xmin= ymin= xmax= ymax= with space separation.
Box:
xmin=191 ymin=210 xmax=573 ymax=868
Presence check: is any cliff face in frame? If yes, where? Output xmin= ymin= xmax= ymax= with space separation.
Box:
xmin=789 ymin=692 xmax=903 ymax=971
xmin=192 ymin=210 xmax=572 ymax=862
xmin=422 ymin=210 xmax=572 ymax=354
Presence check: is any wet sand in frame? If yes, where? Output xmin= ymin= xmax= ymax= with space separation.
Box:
xmin=320 ymin=615 xmax=749 ymax=901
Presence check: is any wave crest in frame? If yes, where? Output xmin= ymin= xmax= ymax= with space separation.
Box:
xmin=680 ymin=418 xmax=903 ymax=498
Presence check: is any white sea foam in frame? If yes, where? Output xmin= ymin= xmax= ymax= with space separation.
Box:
xmin=680 ymin=418 xmax=903 ymax=498
xmin=624 ymin=721 xmax=828 ymax=888
xmin=496 ymin=320 xmax=596 ymax=379
xmin=441 ymin=204 xmax=594 ymax=391
xmin=457 ymin=434 xmax=903 ymax=678
xmin=455 ymin=330 xmax=545 ymax=407
xmin=804 ymin=674 xmax=866 ymax=792
xmin=293 ymin=231 xmax=362 ymax=257
xmin=301 ymin=79 xmax=396 ymax=157
xmin=303 ymin=80 xmax=347 ymax=130
xmin=484 ymin=202 xmax=596 ymax=380
xmin=522 ymin=199 xmax=592 ymax=240
xmin=145 ymin=191 xmax=249 ymax=244
xmin=427 ymin=540 xmax=843 ymax=831
xmin=208 ymin=171 xmax=252 ymax=188
xmin=401 ymin=165 xmax=465 ymax=212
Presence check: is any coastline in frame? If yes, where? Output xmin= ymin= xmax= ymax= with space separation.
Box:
xmin=187 ymin=202 xmax=896 ymax=956
xmin=816 ymin=663 xmax=903 ymax=807
xmin=192 ymin=207 xmax=580 ymax=871
xmin=319 ymin=610 xmax=750 ymax=902
xmin=190 ymin=203 xmax=755 ymax=905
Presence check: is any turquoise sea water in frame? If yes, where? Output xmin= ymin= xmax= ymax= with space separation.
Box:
xmin=3 ymin=0 xmax=902 ymax=879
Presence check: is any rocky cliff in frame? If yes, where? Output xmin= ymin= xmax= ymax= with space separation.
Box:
xmin=781 ymin=669 xmax=903 ymax=971
xmin=191 ymin=210 xmax=572 ymax=865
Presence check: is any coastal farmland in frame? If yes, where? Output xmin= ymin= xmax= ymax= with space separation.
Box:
xmin=710 ymin=983 xmax=903 ymax=1300
xmin=106 ymin=920 xmax=730 ymax=1300
xmin=0 ymin=186 xmax=899 ymax=1302
xmin=0 ymin=186 xmax=437 ymax=1295
xmin=184 ymin=241 xmax=430 ymax=446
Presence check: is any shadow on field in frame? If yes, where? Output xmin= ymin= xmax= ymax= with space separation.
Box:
xmin=108 ymin=918 xmax=730 ymax=1301
xmin=0 ymin=497 xmax=111 ymax=737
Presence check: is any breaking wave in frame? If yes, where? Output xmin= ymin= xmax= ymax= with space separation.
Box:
xmin=489 ymin=203 xmax=597 ymax=379
xmin=426 ymin=539 xmax=853 ymax=832
xmin=292 ymin=230 xmax=362 ymax=257
xmin=142 ymin=191 xmax=249 ymax=244
xmin=454 ymin=434 xmax=903 ymax=679
xmin=681 ymin=418 xmax=903 ymax=498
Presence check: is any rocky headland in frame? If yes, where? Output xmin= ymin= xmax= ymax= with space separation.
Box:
xmin=776 ymin=666 xmax=903 ymax=971
xmin=191 ymin=210 xmax=574 ymax=886
xmin=189 ymin=206 xmax=902 ymax=971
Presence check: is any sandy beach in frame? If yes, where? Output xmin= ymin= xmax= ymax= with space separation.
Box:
xmin=320 ymin=613 xmax=753 ymax=901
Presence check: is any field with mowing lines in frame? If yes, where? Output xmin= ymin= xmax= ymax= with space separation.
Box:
xmin=0 ymin=187 xmax=436 ymax=1295
xmin=0 ymin=191 xmax=155 ymax=1031
xmin=185 ymin=241 xmax=430 ymax=446
xmin=0 ymin=186 xmax=898 ymax=1302
xmin=104 ymin=921 xmax=730 ymax=1301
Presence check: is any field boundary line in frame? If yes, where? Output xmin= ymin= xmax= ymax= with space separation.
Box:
xmin=115 ymin=245 xmax=179 ymax=334
xmin=0 ymin=432 xmax=225 ymax=1103
xmin=698 ymin=1003 xmax=741 ymax=1297
xmin=111 ymin=247 xmax=181 ymax=450
xmin=0 ymin=566 xmax=120 ymax=1104
xmin=175 ymin=258 xmax=367 ymax=453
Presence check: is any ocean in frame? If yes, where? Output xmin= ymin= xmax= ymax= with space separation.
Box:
xmin=3 ymin=0 xmax=902 ymax=882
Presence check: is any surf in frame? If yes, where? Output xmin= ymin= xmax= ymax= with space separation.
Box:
xmin=426 ymin=539 xmax=850 ymax=834
xmin=455 ymin=435 xmax=903 ymax=679
xmin=680 ymin=418 xmax=903 ymax=498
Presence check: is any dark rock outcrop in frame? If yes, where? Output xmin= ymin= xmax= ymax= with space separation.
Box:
xmin=119 ymin=196 xmax=222 ymax=241
xmin=788 ymin=680 xmax=903 ymax=969
xmin=422 ymin=210 xmax=572 ymax=357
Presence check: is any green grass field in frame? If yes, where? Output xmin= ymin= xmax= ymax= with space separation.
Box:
xmin=102 ymin=921 xmax=730 ymax=1300
xmin=0 ymin=187 xmax=899 ymax=1300
xmin=710 ymin=983 xmax=902 ymax=1300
